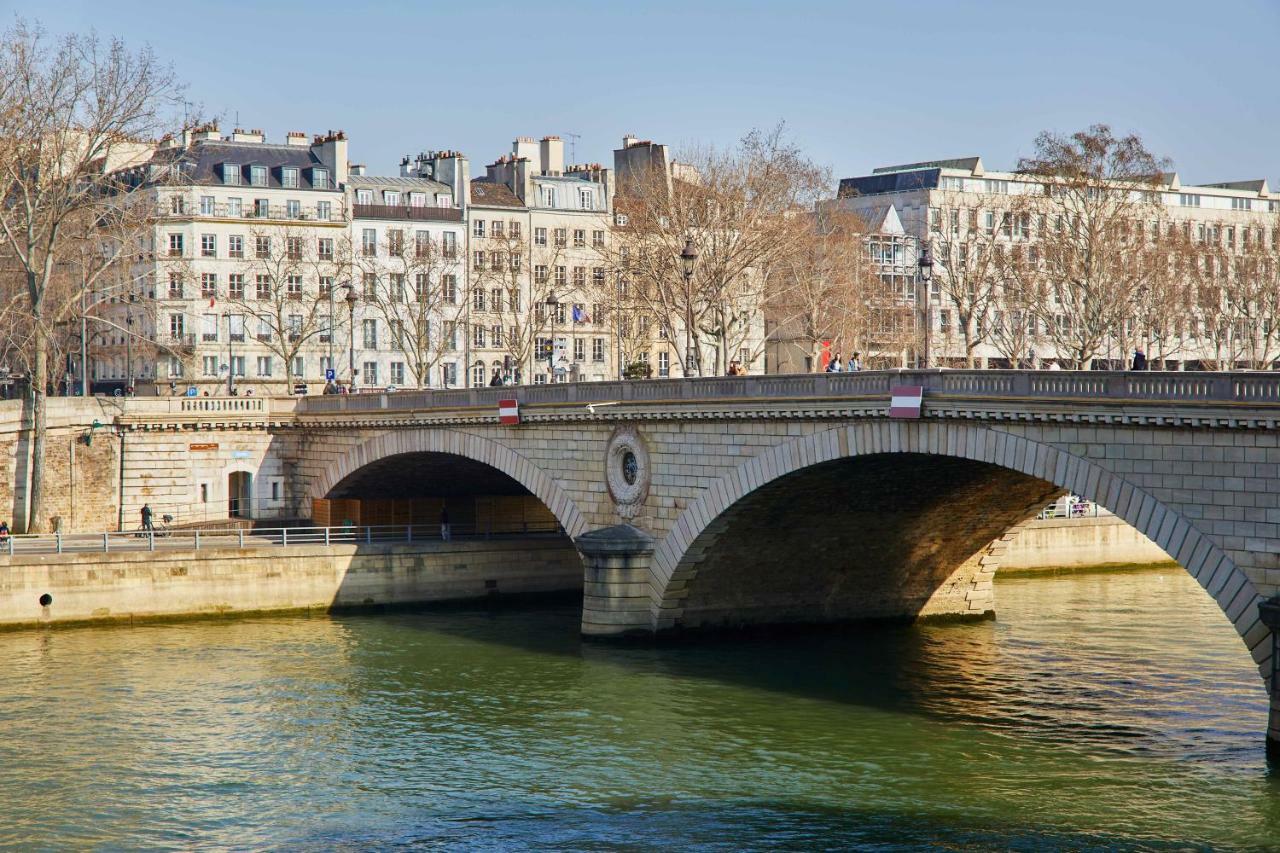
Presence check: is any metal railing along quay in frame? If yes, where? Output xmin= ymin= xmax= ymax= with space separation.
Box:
xmin=0 ymin=522 xmax=565 ymax=556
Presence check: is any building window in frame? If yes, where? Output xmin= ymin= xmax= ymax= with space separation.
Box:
xmin=202 ymin=356 xmax=218 ymax=376
xmin=250 ymin=165 xmax=267 ymax=187
xmin=256 ymin=356 xmax=273 ymax=377
xmin=491 ymin=324 xmax=502 ymax=347
xmin=229 ymin=274 xmax=245 ymax=299
xmin=201 ymin=313 xmax=218 ymax=342
xmin=592 ymin=338 xmax=605 ymax=362
xmin=472 ymin=287 xmax=486 ymax=311
xmin=318 ymin=237 xmax=333 ymax=261
xmin=312 ymin=167 xmax=329 ymax=189
xmin=167 ymin=272 xmax=184 ymax=299
xmin=362 ymin=318 xmax=378 ymax=349
xmin=615 ymin=213 xmax=628 ymax=227
xmin=441 ymin=362 xmax=457 ymax=387
xmin=579 ymin=189 xmax=594 ymax=210
xmin=169 ymin=313 xmax=185 ymax=339
xmin=362 ymin=228 xmax=377 ymax=257
xmin=389 ymin=362 xmax=405 ymax=385
xmin=658 ymin=351 xmax=669 ymax=377
xmin=473 ymin=219 xmax=485 ymax=238
xmin=286 ymin=199 xmax=301 ymax=218
xmin=222 ymin=164 xmax=240 ymax=185
xmin=554 ymin=228 xmax=567 ymax=247
xmin=200 ymin=234 xmax=216 ymax=257
xmin=255 ymin=275 xmax=271 ymax=300
xmin=252 ymin=236 xmax=268 ymax=259
xmin=199 ymin=195 xmax=215 ymax=216
xmin=167 ymin=233 xmax=184 ymax=256
xmin=555 ymin=266 xmax=567 ymax=286
xmin=201 ymin=273 xmax=217 ymax=299
xmin=227 ymin=197 xmax=243 ymax=217
xmin=491 ymin=220 xmax=504 ymax=238
xmin=252 ymin=198 xmax=269 ymax=218
xmin=286 ymin=275 xmax=302 ymax=299
xmin=534 ymin=227 xmax=547 ymax=247
xmin=573 ymin=229 xmax=586 ymax=248
xmin=573 ymin=338 xmax=585 ymax=361
xmin=231 ymin=356 xmax=245 ymax=377
xmin=573 ymin=267 xmax=586 ymax=288
xmin=282 ymin=167 xmax=299 ymax=188
xmin=592 ymin=230 xmax=605 ymax=248
xmin=471 ymin=361 xmax=486 ymax=387
xmin=473 ymin=250 xmax=486 ymax=270
xmin=1180 ymin=193 xmax=1201 ymax=208
xmin=286 ymin=237 xmax=303 ymax=260
xmin=510 ymin=221 xmax=521 ymax=239
xmin=292 ymin=356 xmax=305 ymax=377
xmin=442 ymin=274 xmax=457 ymax=303
xmin=228 ymin=315 xmax=245 ymax=343
xmin=490 ymin=288 xmax=503 ymax=311
xmin=473 ymin=325 xmax=486 ymax=348
xmin=1231 ymin=198 xmax=1252 ymax=211
xmin=363 ymin=272 xmax=377 ymax=299
xmin=540 ymin=186 xmax=557 ymax=207
xmin=316 ymin=200 xmax=331 ymax=221
xmin=168 ymin=357 xmax=183 ymax=378
xmin=442 ymin=231 xmax=457 ymax=258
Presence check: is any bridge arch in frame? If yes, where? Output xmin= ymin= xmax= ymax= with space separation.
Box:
xmin=309 ymin=429 xmax=590 ymax=539
xmin=650 ymin=420 xmax=1271 ymax=685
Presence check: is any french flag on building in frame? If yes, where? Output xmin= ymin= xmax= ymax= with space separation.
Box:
xmin=889 ymin=385 xmax=923 ymax=419
xmin=498 ymin=398 xmax=520 ymax=425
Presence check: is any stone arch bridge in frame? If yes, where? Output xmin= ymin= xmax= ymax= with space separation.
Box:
xmin=118 ymin=370 xmax=1280 ymax=756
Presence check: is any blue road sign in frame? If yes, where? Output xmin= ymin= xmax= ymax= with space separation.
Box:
xmin=325 ymin=368 xmax=336 ymax=381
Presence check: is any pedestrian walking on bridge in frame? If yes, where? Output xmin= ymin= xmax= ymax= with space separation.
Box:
xmin=141 ymin=503 xmax=154 ymax=532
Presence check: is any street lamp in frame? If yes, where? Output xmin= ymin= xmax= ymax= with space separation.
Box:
xmin=680 ymin=237 xmax=699 ymax=377
xmin=545 ymin=290 xmax=559 ymax=380
xmin=223 ymin=311 xmax=236 ymax=396
xmin=917 ymin=241 xmax=934 ymax=369
xmin=343 ymin=283 xmax=359 ymax=390
xmin=125 ymin=304 xmax=135 ymax=395
xmin=328 ymin=278 xmax=349 ymax=379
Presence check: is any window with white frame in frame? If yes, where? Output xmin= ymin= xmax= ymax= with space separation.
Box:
xmin=473 ymin=219 xmax=485 ymax=238
xmin=1180 ymin=193 xmax=1201 ymax=207
xmin=592 ymin=338 xmax=605 ymax=362
xmin=292 ymin=356 xmax=304 ymax=377
xmin=227 ymin=197 xmax=243 ymax=218
xmin=200 ymin=195 xmax=215 ymax=215
xmin=222 ymin=164 xmax=240 ymax=185
xmin=316 ymin=200 xmax=331 ymax=221
xmin=356 ymin=189 xmax=373 ymax=205
xmin=390 ymin=362 xmax=404 ymax=385
xmin=286 ymin=199 xmax=300 ymax=218
xmin=201 ymin=234 xmax=216 ymax=257
xmin=534 ymin=227 xmax=547 ymax=246
xmin=363 ymin=362 xmax=378 ymax=385
xmin=579 ymin=189 xmax=594 ymax=210
xmin=250 ymin=165 xmax=267 ymax=187
xmin=256 ymin=356 xmax=273 ymax=377
xmin=282 ymin=167 xmax=299 ymax=188
xmin=312 ymin=168 xmax=329 ymax=188
xmin=202 ymin=356 xmax=218 ymax=376
xmin=362 ymin=318 xmax=378 ymax=349
xmin=540 ymin=186 xmax=557 ymax=207
xmin=658 ymin=351 xmax=669 ymax=377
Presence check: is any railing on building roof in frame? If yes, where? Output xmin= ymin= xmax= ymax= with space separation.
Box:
xmin=352 ymin=203 xmax=464 ymax=223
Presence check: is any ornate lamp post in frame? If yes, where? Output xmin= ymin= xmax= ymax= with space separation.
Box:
xmin=343 ymin=284 xmax=359 ymax=389
xmin=680 ymin=237 xmax=699 ymax=377
xmin=917 ymin=241 xmax=934 ymax=369
xmin=546 ymin=290 xmax=559 ymax=380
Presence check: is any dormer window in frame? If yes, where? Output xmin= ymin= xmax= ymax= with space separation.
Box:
xmin=222 ymin=163 xmax=241 ymax=185
xmin=312 ymin=167 xmax=329 ymax=189
xmin=356 ymin=189 xmax=373 ymax=205
xmin=384 ymin=190 xmax=401 ymax=206
xmin=409 ymin=192 xmax=426 ymax=207
xmin=540 ymin=186 xmax=557 ymax=207
xmin=250 ymin=165 xmax=267 ymax=187
xmin=579 ymin=188 xmax=594 ymax=210
xmin=281 ymin=167 xmax=299 ymax=188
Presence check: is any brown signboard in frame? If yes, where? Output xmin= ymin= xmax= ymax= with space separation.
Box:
xmin=189 ymin=443 xmax=219 ymax=451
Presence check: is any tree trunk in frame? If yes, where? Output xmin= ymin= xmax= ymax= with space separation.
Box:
xmin=26 ymin=322 xmax=48 ymax=533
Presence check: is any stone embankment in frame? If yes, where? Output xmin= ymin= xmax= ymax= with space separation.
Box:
xmin=1001 ymin=516 xmax=1172 ymax=573
xmin=0 ymin=539 xmax=582 ymax=629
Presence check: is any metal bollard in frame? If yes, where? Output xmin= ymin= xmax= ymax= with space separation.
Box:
xmin=238 ymin=528 xmax=245 ymax=548
xmin=324 ymin=526 xmax=331 ymax=546
xmin=148 ymin=531 xmax=155 ymax=552
xmin=194 ymin=530 xmax=200 ymax=550
xmin=103 ymin=532 xmax=109 ymax=552
xmin=365 ymin=526 xmax=372 ymax=544
xmin=282 ymin=528 xmax=288 ymax=547
xmin=55 ymin=532 xmax=62 ymax=554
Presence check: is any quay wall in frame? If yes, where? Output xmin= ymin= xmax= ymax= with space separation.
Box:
xmin=1001 ymin=516 xmax=1172 ymax=572
xmin=0 ymin=539 xmax=582 ymax=629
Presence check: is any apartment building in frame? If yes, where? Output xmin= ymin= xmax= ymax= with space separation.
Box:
xmin=346 ymin=154 xmax=468 ymax=390
xmin=472 ymin=136 xmax=615 ymax=384
xmin=835 ymin=157 xmax=1280 ymax=369
xmin=101 ymin=125 xmax=349 ymax=394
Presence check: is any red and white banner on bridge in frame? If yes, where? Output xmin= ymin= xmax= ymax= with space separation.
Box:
xmin=889 ymin=385 xmax=923 ymax=419
xmin=498 ymin=398 xmax=520 ymax=425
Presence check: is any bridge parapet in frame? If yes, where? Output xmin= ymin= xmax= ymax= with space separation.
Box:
xmin=287 ymin=370 xmax=1280 ymax=431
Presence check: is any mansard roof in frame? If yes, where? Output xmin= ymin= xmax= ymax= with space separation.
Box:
xmin=469 ymin=178 xmax=524 ymax=208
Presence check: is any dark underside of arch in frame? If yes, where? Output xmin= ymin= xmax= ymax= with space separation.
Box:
xmin=674 ymin=453 xmax=1061 ymax=631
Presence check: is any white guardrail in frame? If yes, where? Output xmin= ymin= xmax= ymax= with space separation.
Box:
xmin=0 ymin=522 xmax=564 ymax=556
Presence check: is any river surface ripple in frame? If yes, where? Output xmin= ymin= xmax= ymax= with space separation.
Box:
xmin=0 ymin=567 xmax=1276 ymax=850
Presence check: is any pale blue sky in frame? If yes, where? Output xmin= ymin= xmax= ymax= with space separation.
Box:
xmin=6 ymin=0 xmax=1278 ymax=187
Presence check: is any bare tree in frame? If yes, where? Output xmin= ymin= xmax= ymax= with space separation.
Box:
xmin=609 ymin=125 xmax=826 ymax=376
xmin=360 ymin=227 xmax=461 ymax=388
xmin=927 ymin=196 xmax=1009 ymax=366
xmin=0 ymin=20 xmax=181 ymax=530
xmin=1011 ymin=124 xmax=1169 ymax=368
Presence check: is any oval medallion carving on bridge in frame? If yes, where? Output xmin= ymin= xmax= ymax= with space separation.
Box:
xmin=606 ymin=425 xmax=650 ymax=520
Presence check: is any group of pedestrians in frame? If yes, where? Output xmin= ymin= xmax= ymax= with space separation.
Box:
xmin=825 ymin=352 xmax=862 ymax=373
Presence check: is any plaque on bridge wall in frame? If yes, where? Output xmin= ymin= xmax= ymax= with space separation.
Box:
xmin=605 ymin=425 xmax=650 ymax=521
xmin=188 ymin=443 xmax=219 ymax=451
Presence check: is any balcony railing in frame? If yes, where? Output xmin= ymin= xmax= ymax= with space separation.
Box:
xmin=171 ymin=202 xmax=347 ymax=224
xmin=352 ymin=203 xmax=463 ymax=223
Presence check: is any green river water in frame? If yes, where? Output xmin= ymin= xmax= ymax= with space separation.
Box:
xmin=0 ymin=567 xmax=1276 ymax=850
